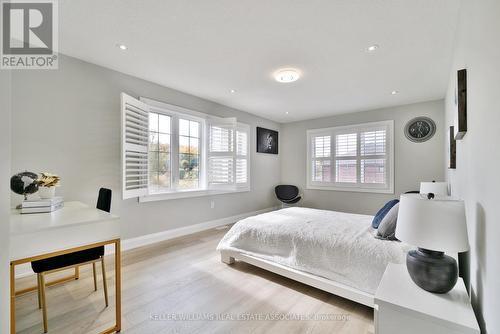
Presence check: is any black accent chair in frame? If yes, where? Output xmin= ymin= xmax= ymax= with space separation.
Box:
xmin=31 ymin=188 xmax=112 ymax=333
xmin=275 ymin=185 xmax=302 ymax=207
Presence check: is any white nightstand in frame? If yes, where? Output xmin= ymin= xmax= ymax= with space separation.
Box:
xmin=375 ymin=264 xmax=480 ymax=334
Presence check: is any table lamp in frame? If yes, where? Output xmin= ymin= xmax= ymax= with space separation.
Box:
xmin=396 ymin=194 xmax=469 ymax=293
xmin=420 ymin=181 xmax=448 ymax=196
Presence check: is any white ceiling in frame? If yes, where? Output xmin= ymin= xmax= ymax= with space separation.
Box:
xmin=59 ymin=0 xmax=460 ymax=123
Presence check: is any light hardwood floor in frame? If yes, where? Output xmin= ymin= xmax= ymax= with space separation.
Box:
xmin=15 ymin=227 xmax=374 ymax=334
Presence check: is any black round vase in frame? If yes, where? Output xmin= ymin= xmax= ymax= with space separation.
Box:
xmin=406 ymin=248 xmax=458 ymax=294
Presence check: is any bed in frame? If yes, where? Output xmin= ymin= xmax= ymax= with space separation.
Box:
xmin=216 ymin=207 xmax=411 ymax=307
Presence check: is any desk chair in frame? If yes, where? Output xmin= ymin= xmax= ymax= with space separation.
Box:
xmin=31 ymin=188 xmax=111 ymax=333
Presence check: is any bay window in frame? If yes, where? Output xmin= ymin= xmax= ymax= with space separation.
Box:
xmin=121 ymin=93 xmax=250 ymax=201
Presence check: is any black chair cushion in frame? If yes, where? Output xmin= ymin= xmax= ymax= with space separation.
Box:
xmin=281 ymin=196 xmax=301 ymax=204
xmin=31 ymin=246 xmax=104 ymax=273
xmin=275 ymin=185 xmax=299 ymax=202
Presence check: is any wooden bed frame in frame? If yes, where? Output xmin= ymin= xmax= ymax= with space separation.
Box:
xmin=220 ymin=250 xmax=374 ymax=308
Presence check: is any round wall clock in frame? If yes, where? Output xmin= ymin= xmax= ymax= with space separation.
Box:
xmin=404 ymin=117 xmax=436 ymax=143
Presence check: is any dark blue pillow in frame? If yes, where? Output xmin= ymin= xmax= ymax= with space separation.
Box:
xmin=372 ymin=199 xmax=399 ymax=229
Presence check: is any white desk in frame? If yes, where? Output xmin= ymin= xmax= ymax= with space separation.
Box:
xmin=375 ymin=263 xmax=479 ymax=334
xmin=10 ymin=201 xmax=121 ymax=334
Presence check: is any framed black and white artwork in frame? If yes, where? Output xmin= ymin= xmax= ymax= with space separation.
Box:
xmin=256 ymin=127 xmax=278 ymax=154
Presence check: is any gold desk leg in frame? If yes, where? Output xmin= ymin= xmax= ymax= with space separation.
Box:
xmin=115 ymin=239 xmax=122 ymax=332
xmin=10 ymin=263 xmax=15 ymax=334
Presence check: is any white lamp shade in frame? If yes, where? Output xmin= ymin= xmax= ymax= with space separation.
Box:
xmin=420 ymin=181 xmax=448 ymax=196
xmin=396 ymin=194 xmax=469 ymax=252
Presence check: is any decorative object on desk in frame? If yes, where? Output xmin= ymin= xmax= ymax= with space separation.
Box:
xmin=36 ymin=172 xmax=61 ymax=199
xmin=448 ymin=126 xmax=457 ymax=169
xmin=404 ymin=116 xmax=436 ymax=143
xmin=396 ymin=194 xmax=469 ymax=293
xmin=10 ymin=171 xmax=39 ymax=200
xmin=454 ymin=69 xmax=467 ymax=140
xmin=257 ymin=127 xmax=278 ymax=154
xmin=419 ymin=181 xmax=448 ymax=197
xmin=21 ymin=196 xmax=64 ymax=214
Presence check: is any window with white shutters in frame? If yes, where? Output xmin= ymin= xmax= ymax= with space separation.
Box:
xmin=306 ymin=120 xmax=394 ymax=193
xmin=121 ymin=94 xmax=251 ymax=201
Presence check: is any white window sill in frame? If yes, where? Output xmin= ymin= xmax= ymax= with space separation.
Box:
xmin=139 ymin=187 xmax=250 ymax=202
xmin=306 ymin=184 xmax=394 ymax=194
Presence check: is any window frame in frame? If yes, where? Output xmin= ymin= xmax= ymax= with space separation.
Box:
xmin=138 ymin=97 xmax=250 ymax=202
xmin=306 ymin=120 xmax=394 ymax=194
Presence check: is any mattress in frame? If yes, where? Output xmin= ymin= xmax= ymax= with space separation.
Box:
xmin=217 ymin=207 xmax=411 ymax=294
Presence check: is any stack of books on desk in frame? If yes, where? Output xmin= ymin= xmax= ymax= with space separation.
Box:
xmin=21 ymin=197 xmax=64 ymax=214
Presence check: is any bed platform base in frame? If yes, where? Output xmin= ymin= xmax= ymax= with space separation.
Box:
xmin=220 ymin=250 xmax=374 ymax=308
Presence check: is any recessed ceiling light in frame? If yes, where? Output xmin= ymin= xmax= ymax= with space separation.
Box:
xmin=285 ymin=111 xmax=289 ymax=115
xmin=274 ymin=68 xmax=301 ymax=83
xmin=391 ymin=90 xmax=399 ymax=95
xmin=116 ymin=44 xmax=128 ymax=50
xmin=230 ymin=89 xmax=236 ymax=93
xmin=367 ymin=44 xmax=379 ymax=52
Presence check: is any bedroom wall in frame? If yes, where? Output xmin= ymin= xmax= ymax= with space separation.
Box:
xmin=280 ymin=100 xmax=445 ymax=215
xmin=10 ymin=54 xmax=281 ymax=240
xmin=0 ymin=70 xmax=12 ymax=333
xmin=444 ymin=0 xmax=500 ymax=332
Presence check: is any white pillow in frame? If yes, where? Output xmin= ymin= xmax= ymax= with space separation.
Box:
xmin=377 ymin=203 xmax=399 ymax=240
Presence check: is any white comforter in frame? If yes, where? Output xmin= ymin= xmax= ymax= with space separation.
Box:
xmin=217 ymin=207 xmax=411 ymax=294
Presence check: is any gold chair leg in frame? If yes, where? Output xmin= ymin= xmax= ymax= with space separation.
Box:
xmin=40 ymin=273 xmax=48 ymax=333
xmin=92 ymin=262 xmax=98 ymax=291
xmin=75 ymin=266 xmax=80 ymax=280
xmin=37 ymin=273 xmax=42 ymax=309
xmin=101 ymin=256 xmax=109 ymax=307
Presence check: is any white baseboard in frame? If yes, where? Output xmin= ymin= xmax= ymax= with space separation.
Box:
xmin=14 ymin=206 xmax=277 ymax=279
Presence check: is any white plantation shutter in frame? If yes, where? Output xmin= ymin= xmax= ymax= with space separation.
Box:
xmin=121 ymin=93 xmax=150 ymax=199
xmin=236 ymin=123 xmax=250 ymax=188
xmin=360 ymin=129 xmax=387 ymax=184
xmin=207 ymin=117 xmax=237 ymax=190
xmin=335 ymin=133 xmax=357 ymax=183
xmin=311 ymin=134 xmax=331 ymax=183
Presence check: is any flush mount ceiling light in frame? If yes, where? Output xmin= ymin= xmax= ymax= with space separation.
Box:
xmin=391 ymin=90 xmax=399 ymax=95
xmin=366 ymin=44 xmax=379 ymax=52
xmin=116 ymin=43 xmax=128 ymax=50
xmin=230 ymin=89 xmax=236 ymax=93
xmin=274 ymin=68 xmax=301 ymax=83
